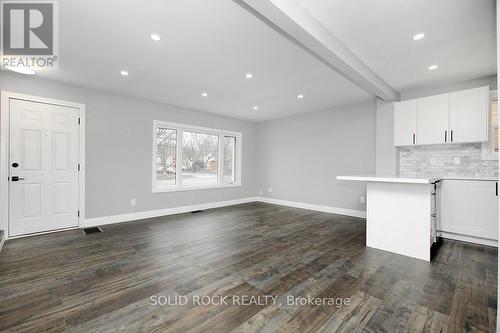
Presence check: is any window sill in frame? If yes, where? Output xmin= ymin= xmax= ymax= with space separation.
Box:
xmin=152 ymin=183 xmax=242 ymax=193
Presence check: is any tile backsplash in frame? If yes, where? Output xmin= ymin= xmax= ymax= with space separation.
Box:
xmin=399 ymin=143 xmax=498 ymax=177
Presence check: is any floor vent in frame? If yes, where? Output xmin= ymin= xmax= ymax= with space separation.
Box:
xmin=191 ymin=210 xmax=204 ymax=214
xmin=82 ymin=227 xmax=102 ymax=235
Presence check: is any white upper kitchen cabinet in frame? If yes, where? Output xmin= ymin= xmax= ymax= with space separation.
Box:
xmin=417 ymin=93 xmax=450 ymax=145
xmin=393 ymin=86 xmax=490 ymax=146
xmin=394 ymin=99 xmax=417 ymax=146
xmin=449 ymin=86 xmax=489 ymax=143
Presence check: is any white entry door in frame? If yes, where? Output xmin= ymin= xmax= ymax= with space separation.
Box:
xmin=9 ymin=99 xmax=80 ymax=237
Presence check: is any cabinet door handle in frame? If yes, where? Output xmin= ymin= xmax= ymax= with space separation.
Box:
xmin=444 ymin=130 xmax=447 ymax=143
xmin=451 ymin=130 xmax=453 ymax=142
xmin=496 ymin=182 xmax=498 ymax=197
xmin=412 ymin=133 xmax=416 ymax=145
xmin=11 ymin=176 xmax=25 ymax=182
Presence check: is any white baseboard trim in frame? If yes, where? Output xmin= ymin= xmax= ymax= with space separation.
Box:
xmin=82 ymin=197 xmax=260 ymax=228
xmin=258 ymin=197 xmax=366 ymax=218
xmin=438 ymin=231 xmax=498 ymax=247
xmin=82 ymin=196 xmax=366 ymax=229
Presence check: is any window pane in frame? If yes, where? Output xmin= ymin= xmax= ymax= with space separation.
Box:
xmin=223 ymin=136 xmax=236 ymax=183
xmin=156 ymin=128 xmax=177 ymax=185
xmin=182 ymin=131 xmax=218 ymax=186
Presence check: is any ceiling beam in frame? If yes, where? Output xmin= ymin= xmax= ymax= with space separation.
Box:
xmin=234 ymin=0 xmax=400 ymax=101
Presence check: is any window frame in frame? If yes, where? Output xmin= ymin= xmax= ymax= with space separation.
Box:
xmin=152 ymin=120 xmax=242 ymax=193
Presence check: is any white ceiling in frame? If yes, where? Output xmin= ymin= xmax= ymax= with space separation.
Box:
xmin=297 ymin=0 xmax=497 ymax=91
xmin=37 ymin=0 xmax=372 ymax=122
xmin=7 ymin=0 xmax=498 ymax=121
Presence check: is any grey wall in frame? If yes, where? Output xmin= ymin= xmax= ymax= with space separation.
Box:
xmin=375 ymin=99 xmax=398 ymax=175
xmin=2 ymin=71 xmax=493 ymax=225
xmin=256 ymin=101 xmax=377 ymax=212
xmin=0 ymin=72 xmax=258 ymax=219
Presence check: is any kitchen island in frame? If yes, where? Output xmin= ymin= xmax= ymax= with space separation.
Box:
xmin=337 ymin=175 xmax=438 ymax=261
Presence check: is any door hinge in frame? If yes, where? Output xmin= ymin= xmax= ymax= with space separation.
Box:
xmin=78 ymin=117 xmax=81 ymax=125
xmin=78 ymin=210 xmax=80 ymax=218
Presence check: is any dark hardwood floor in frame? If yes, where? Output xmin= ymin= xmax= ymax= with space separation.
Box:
xmin=0 ymin=202 xmax=497 ymax=332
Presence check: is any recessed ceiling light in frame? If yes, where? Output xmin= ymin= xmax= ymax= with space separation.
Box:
xmin=245 ymin=73 xmax=253 ymax=79
xmin=253 ymin=106 xmax=259 ymax=110
xmin=3 ymin=66 xmax=38 ymax=75
xmin=297 ymin=94 xmax=304 ymax=99
xmin=412 ymin=32 xmax=425 ymax=41
xmin=428 ymin=64 xmax=438 ymax=71
xmin=201 ymin=92 xmax=208 ymax=97
xmin=120 ymin=70 xmax=129 ymax=76
xmin=150 ymin=33 xmax=161 ymax=41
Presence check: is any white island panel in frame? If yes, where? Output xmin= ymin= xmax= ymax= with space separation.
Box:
xmin=367 ymin=182 xmax=432 ymax=261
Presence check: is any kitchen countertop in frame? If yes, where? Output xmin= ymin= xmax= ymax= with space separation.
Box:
xmin=337 ymin=175 xmax=498 ymax=184
xmin=439 ymin=176 xmax=498 ymax=181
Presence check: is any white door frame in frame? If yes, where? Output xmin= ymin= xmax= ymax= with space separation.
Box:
xmin=0 ymin=91 xmax=86 ymax=239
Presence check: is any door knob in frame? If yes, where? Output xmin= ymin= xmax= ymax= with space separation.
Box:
xmin=11 ymin=176 xmax=25 ymax=182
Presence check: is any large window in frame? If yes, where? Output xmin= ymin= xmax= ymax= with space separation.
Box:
xmin=153 ymin=121 xmax=242 ymax=192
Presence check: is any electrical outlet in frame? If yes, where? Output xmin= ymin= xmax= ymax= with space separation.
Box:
xmin=130 ymin=199 xmax=136 ymax=207
xmin=360 ymin=196 xmax=366 ymax=204
xmin=258 ymin=190 xmax=263 ymax=196
xmin=268 ymin=187 xmax=273 ymax=193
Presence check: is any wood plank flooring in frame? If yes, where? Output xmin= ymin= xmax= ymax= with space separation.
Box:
xmin=0 ymin=202 xmax=497 ymax=332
